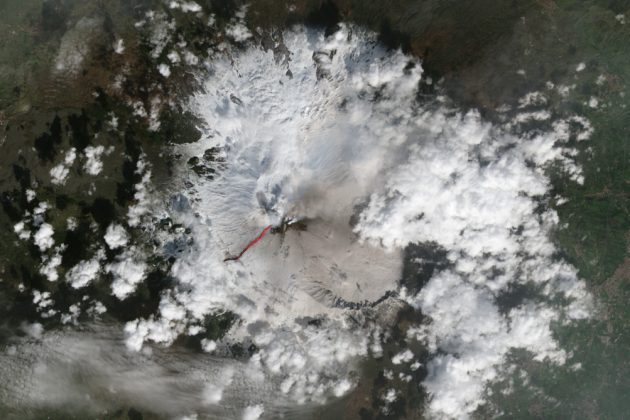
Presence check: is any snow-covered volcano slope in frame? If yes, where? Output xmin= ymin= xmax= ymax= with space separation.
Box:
xmin=125 ymin=24 xmax=592 ymax=418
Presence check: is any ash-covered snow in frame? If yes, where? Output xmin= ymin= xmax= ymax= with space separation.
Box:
xmin=114 ymin=24 xmax=596 ymax=417
xmin=13 ymin=23 xmax=593 ymax=419
xmin=53 ymin=17 xmax=101 ymax=75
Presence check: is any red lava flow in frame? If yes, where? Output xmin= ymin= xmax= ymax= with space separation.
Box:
xmin=223 ymin=224 xmax=273 ymax=262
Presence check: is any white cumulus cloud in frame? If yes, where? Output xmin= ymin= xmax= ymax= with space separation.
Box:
xmin=112 ymin=24 xmax=593 ymax=418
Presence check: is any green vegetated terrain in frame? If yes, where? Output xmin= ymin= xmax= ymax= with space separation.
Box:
xmin=547 ymin=1 xmax=630 ymax=286
xmin=0 ymin=0 xmax=224 ymax=342
xmin=461 ymin=1 xmax=630 ymax=417
xmin=0 ymin=0 xmax=43 ymax=111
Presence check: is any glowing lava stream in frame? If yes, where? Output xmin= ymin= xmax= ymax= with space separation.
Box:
xmin=223 ymin=224 xmax=272 ymax=262
xmin=124 ymin=23 xmax=592 ymax=416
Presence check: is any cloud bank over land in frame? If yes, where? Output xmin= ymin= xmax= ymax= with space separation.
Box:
xmin=126 ymin=24 xmax=590 ymax=417
xmin=7 ymin=23 xmax=593 ymax=419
